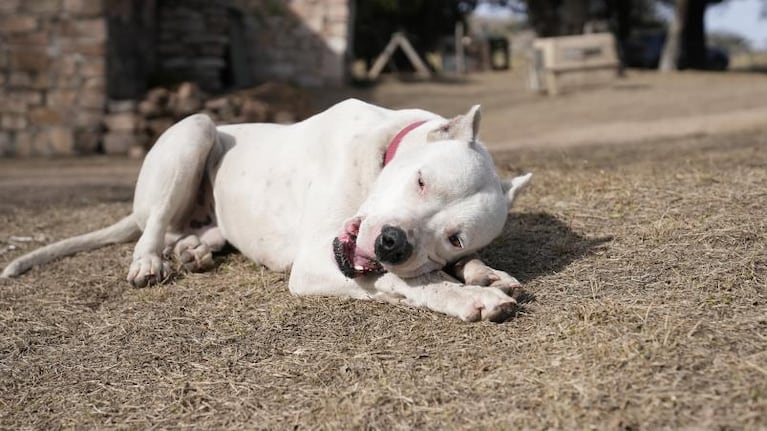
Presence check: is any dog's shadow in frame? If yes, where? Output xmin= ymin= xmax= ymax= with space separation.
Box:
xmin=481 ymin=212 xmax=612 ymax=289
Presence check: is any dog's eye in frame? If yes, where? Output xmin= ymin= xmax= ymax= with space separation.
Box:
xmin=416 ymin=171 xmax=425 ymax=191
xmin=448 ymin=233 xmax=464 ymax=249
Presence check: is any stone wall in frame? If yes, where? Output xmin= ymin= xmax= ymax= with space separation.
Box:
xmin=154 ymin=0 xmax=234 ymax=92
xmin=0 ymin=0 xmax=352 ymax=157
xmin=106 ymin=0 xmax=353 ymax=97
xmin=0 ymin=0 xmax=107 ymax=156
xmin=236 ymin=0 xmax=351 ymax=87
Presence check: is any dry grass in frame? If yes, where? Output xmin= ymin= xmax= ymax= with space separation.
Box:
xmin=1 ymin=130 xmax=766 ymax=430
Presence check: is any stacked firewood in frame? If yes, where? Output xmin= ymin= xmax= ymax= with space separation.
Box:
xmin=102 ymin=82 xmax=312 ymax=157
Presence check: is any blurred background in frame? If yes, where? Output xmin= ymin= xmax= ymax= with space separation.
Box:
xmin=0 ymin=0 xmax=765 ymax=158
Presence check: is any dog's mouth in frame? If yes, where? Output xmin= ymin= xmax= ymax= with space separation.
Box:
xmin=333 ymin=218 xmax=385 ymax=278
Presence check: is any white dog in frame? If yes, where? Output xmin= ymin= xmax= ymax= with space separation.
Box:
xmin=1 ymin=99 xmax=531 ymax=322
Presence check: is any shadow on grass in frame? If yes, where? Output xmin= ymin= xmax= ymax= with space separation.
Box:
xmin=481 ymin=212 xmax=612 ymax=284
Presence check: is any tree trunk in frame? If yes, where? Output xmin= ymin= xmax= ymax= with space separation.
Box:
xmin=605 ymin=0 xmax=632 ymax=74
xmin=659 ymin=0 xmax=688 ymax=72
xmin=682 ymin=0 xmax=708 ymax=69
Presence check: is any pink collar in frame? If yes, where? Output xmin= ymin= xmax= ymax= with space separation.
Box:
xmin=383 ymin=120 xmax=428 ymax=166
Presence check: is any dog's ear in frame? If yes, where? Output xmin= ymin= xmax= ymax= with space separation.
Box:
xmin=459 ymin=104 xmax=481 ymax=143
xmin=428 ymin=105 xmax=481 ymax=143
xmin=501 ymin=173 xmax=532 ymax=209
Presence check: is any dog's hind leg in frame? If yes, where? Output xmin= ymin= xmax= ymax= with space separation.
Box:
xmin=127 ymin=114 xmax=220 ymax=287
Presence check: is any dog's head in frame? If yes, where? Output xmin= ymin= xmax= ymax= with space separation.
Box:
xmin=333 ymin=105 xmax=531 ymax=279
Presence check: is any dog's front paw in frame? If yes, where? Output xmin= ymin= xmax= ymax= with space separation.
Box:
xmin=127 ymin=254 xmax=171 ymax=288
xmin=462 ymin=264 xmax=522 ymax=294
xmin=459 ymin=287 xmax=518 ymax=323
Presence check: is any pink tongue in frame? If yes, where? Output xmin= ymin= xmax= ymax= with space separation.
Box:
xmin=353 ymin=253 xmax=372 ymax=269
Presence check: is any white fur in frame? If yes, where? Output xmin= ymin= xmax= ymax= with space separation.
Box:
xmin=1 ymin=99 xmax=532 ymax=322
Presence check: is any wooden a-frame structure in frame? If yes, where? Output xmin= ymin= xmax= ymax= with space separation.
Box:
xmin=367 ymin=32 xmax=432 ymax=80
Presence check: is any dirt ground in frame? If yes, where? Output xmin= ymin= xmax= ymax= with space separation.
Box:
xmin=1 ymin=72 xmax=766 ymax=430
xmin=315 ymin=69 xmax=767 ymax=150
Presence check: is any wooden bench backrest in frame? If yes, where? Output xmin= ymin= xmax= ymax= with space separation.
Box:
xmin=529 ymin=33 xmax=619 ymax=95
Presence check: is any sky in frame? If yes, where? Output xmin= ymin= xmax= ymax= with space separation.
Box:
xmin=706 ymin=0 xmax=767 ymax=50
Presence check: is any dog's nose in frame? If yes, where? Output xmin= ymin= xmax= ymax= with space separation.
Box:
xmin=375 ymin=225 xmax=413 ymax=265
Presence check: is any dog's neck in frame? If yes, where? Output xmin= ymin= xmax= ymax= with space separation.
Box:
xmin=383 ymin=120 xmax=428 ymax=166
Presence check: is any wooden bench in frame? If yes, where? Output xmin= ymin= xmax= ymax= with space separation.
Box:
xmin=529 ymin=33 xmax=620 ymax=96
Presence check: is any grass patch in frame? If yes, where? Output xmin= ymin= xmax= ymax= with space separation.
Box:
xmin=1 ymin=130 xmax=766 ymax=429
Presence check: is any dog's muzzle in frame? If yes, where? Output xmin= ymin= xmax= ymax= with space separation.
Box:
xmin=333 ymin=218 xmax=385 ymax=278
xmin=374 ymin=225 xmax=413 ymax=265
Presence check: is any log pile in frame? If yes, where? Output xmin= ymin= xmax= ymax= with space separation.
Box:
xmin=102 ymin=81 xmax=312 ymax=157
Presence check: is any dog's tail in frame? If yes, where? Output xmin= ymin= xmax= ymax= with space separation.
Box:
xmin=1 ymin=215 xmax=141 ymax=279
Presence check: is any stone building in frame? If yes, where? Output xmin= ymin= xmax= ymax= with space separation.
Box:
xmin=0 ymin=0 xmax=352 ymax=157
